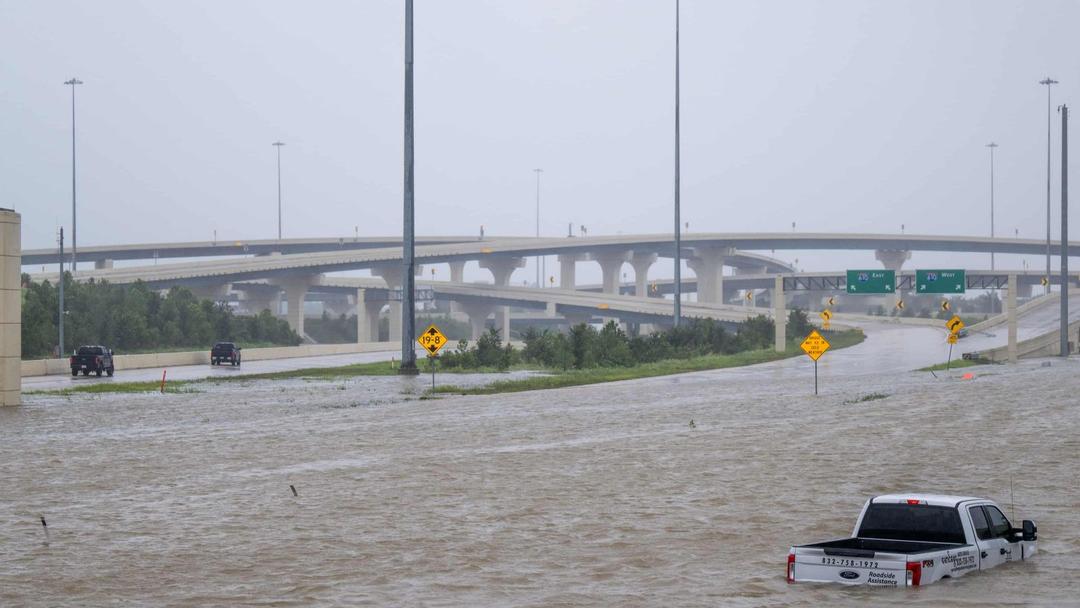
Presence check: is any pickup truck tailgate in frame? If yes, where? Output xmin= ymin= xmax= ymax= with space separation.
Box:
xmin=790 ymin=549 xmax=907 ymax=587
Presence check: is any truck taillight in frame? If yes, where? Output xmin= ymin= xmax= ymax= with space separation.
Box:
xmin=906 ymin=561 xmax=921 ymax=586
xmin=787 ymin=553 xmax=796 ymax=583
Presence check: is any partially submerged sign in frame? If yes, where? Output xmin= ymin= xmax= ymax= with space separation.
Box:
xmin=417 ymin=324 xmax=448 ymax=355
xmin=800 ymin=330 xmax=831 ymax=362
xmin=846 ymin=270 xmax=895 ymax=294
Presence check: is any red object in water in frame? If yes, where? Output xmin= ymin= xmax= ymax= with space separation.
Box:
xmin=961 ymin=372 xmax=974 ymax=380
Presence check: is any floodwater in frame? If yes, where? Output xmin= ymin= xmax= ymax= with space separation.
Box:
xmin=3 ymin=329 xmax=1079 ymax=606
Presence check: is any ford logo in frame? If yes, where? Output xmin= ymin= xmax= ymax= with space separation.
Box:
xmin=839 ymin=570 xmax=860 ymax=580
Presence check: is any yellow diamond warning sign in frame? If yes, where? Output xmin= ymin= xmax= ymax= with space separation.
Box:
xmin=946 ymin=315 xmax=964 ymax=335
xmin=417 ymin=324 xmax=448 ymax=356
xmin=800 ymin=330 xmax=831 ymax=362
xmin=819 ymin=309 xmax=833 ymax=322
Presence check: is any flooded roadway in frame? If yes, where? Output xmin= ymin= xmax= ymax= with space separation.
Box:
xmin=3 ymin=325 xmax=1078 ymax=606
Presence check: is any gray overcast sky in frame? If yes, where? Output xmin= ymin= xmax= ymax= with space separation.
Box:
xmin=3 ymin=0 xmax=1079 ymax=280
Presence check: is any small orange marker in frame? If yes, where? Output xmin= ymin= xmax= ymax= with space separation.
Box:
xmin=961 ymin=372 xmax=974 ymax=380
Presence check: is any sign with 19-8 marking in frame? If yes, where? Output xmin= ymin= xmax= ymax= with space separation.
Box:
xmin=417 ymin=324 xmax=448 ymax=355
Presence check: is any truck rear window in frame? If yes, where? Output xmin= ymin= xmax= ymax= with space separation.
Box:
xmin=858 ymin=503 xmax=966 ymax=544
xmin=77 ymin=346 xmax=104 ymax=355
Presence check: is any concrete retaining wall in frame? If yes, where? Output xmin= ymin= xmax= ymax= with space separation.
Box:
xmin=975 ymin=319 xmax=1080 ymax=361
xmin=22 ymin=341 xmax=398 ymax=378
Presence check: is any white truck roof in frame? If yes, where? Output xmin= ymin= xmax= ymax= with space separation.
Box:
xmin=873 ymin=493 xmax=985 ymax=507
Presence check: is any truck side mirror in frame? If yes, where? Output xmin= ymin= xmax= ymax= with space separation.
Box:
xmin=1022 ymin=520 xmax=1037 ymax=541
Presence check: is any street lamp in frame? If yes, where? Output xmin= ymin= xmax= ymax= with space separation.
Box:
xmin=673 ymin=0 xmax=682 ymax=327
xmin=986 ymin=142 xmax=998 ymax=271
xmin=272 ymin=141 xmax=285 ymax=239
xmin=1040 ymin=77 xmax=1058 ymax=293
xmin=64 ymin=77 xmax=83 ymax=271
xmin=534 ymin=168 xmax=543 ymax=287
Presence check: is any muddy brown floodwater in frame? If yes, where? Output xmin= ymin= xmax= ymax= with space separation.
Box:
xmin=2 ymin=353 xmax=1079 ymax=606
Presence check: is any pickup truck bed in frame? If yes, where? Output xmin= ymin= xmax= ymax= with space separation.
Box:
xmin=805 ymin=537 xmax=968 ymax=556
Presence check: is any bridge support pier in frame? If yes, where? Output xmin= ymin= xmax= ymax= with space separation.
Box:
xmin=373 ymin=265 xmax=422 ymax=344
xmin=356 ymin=289 xmax=383 ymax=343
xmin=460 ymin=301 xmax=496 ymax=340
xmin=774 ymin=275 xmax=786 ymax=352
xmin=593 ymin=251 xmax=632 ymax=295
xmin=630 ymin=252 xmax=658 ymax=298
xmin=688 ymin=246 xmax=735 ymax=304
xmin=558 ymin=254 xmax=584 ymax=290
xmin=479 ymin=257 xmax=526 ymax=341
xmin=875 ymin=249 xmax=911 ymax=308
xmin=188 ymin=283 xmax=231 ymax=303
xmin=1008 ymin=274 xmax=1018 ymax=363
xmin=448 ymin=261 xmax=466 ymax=313
xmin=94 ymin=259 xmax=113 ymax=270
xmin=276 ymin=277 xmax=312 ymax=339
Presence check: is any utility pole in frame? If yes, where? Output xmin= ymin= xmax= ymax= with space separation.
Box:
xmin=399 ymin=0 xmax=418 ymax=374
xmin=1061 ymin=104 xmax=1069 ymax=357
xmin=673 ymin=0 xmax=682 ymax=327
xmin=1041 ymin=77 xmax=1058 ymax=294
xmin=58 ymin=227 xmax=65 ymax=357
xmin=534 ymin=168 xmax=543 ymax=287
xmin=65 ymin=78 xmax=83 ymax=272
xmin=987 ymin=142 xmax=998 ymax=271
xmin=272 ymin=141 xmax=285 ymax=239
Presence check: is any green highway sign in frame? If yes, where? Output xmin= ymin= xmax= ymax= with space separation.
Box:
xmin=916 ymin=269 xmax=966 ymax=294
xmin=846 ymin=270 xmax=895 ymax=294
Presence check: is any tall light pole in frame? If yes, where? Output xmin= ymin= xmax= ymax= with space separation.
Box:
xmin=1060 ymin=104 xmax=1069 ymax=357
xmin=64 ymin=78 xmax=83 ymax=272
xmin=534 ymin=168 xmax=543 ymax=287
xmin=986 ymin=142 xmax=998 ymax=271
xmin=272 ymin=141 xmax=285 ymax=239
xmin=58 ymin=227 xmax=65 ymax=357
xmin=673 ymin=0 xmax=682 ymax=327
xmin=399 ymin=0 xmax=418 ymax=374
xmin=1040 ymin=77 xmax=1058 ymax=293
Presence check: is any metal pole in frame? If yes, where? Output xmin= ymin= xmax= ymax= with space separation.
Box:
xmin=814 ymin=359 xmax=818 ymax=396
xmin=534 ymin=168 xmax=543 ymax=287
xmin=1041 ymin=78 xmax=1058 ymax=295
xmin=65 ymin=78 xmax=82 ymax=272
xmin=273 ymin=141 xmax=285 ymax=239
xmin=673 ymin=0 xmax=682 ymax=327
xmin=400 ymin=0 xmax=418 ymax=374
xmin=1061 ymin=104 xmax=1069 ymax=357
xmin=987 ymin=142 xmax=997 ymax=271
xmin=58 ymin=227 xmax=65 ymax=357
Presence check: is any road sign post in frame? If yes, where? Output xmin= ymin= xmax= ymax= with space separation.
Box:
xmin=945 ymin=316 xmax=964 ymax=371
xmin=800 ymin=330 xmax=831 ymax=395
xmin=916 ymin=269 xmax=966 ymax=294
xmin=846 ymin=270 xmax=895 ymax=294
xmin=417 ymin=324 xmax=448 ymax=388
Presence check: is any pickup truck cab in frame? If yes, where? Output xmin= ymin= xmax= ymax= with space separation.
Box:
xmin=210 ymin=342 xmax=242 ymax=366
xmin=70 ymin=345 xmax=115 ymax=377
xmin=788 ymin=494 xmax=1037 ymax=587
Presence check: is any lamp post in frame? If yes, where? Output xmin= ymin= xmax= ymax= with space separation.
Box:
xmin=272 ymin=141 xmax=285 ymax=239
xmin=64 ymin=78 xmax=83 ymax=271
xmin=399 ymin=0 xmax=418 ymax=374
xmin=58 ymin=227 xmax=65 ymax=357
xmin=986 ymin=142 xmax=998 ymax=271
xmin=1040 ymin=77 xmax=1058 ymax=293
xmin=673 ymin=0 xmax=682 ymax=326
xmin=534 ymin=168 xmax=543 ymax=287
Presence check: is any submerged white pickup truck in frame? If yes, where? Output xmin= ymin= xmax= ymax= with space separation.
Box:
xmin=788 ymin=494 xmax=1038 ymax=587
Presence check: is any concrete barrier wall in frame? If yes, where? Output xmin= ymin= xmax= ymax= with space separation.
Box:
xmin=1 ymin=209 xmax=20 ymax=406
xmin=22 ymin=341 xmax=398 ymax=378
xmin=977 ymin=319 xmax=1080 ymax=361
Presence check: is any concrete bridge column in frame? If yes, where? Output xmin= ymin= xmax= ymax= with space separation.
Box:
xmin=558 ymin=254 xmax=584 ymax=290
xmin=459 ymin=301 xmax=495 ymax=340
xmin=447 ymin=261 xmax=466 ymax=314
xmin=276 ymin=277 xmax=312 ymax=338
xmin=241 ymin=288 xmax=280 ymax=316
xmin=94 ymin=259 xmax=113 ymax=269
xmin=479 ymin=256 xmax=526 ymax=341
xmin=1 ymin=209 xmax=21 ymax=406
xmin=773 ymin=275 xmax=786 ymax=352
xmin=874 ymin=249 xmax=910 ymax=272
xmin=373 ymin=265 xmax=422 ymax=344
xmin=561 ymin=310 xmax=593 ymax=328
xmin=356 ymin=289 xmax=383 ymax=343
xmin=1007 ymin=275 xmax=1018 ymax=364
xmin=688 ymin=246 xmax=735 ymax=304
xmin=630 ymin=252 xmax=658 ymax=298
xmin=592 ymin=251 xmax=632 ymax=295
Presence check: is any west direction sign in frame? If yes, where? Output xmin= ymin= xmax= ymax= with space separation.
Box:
xmin=916 ymin=269 xmax=966 ymax=294
xmin=846 ymin=270 xmax=895 ymax=294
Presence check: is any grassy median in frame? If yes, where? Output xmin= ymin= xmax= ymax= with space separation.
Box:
xmin=430 ymin=329 xmax=865 ymax=396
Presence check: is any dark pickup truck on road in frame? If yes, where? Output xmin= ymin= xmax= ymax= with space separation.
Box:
xmin=210 ymin=342 xmax=242 ymax=366
xmin=70 ymin=345 xmax=115 ymax=377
